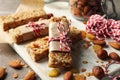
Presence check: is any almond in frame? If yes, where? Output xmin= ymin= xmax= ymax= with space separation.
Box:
xmin=92 ymin=39 xmax=106 ymax=46
xmin=0 ymin=66 xmax=6 ymax=78
xmin=23 ymin=70 xmax=35 ymax=80
xmin=92 ymin=66 xmax=105 ymax=79
xmin=96 ymin=49 xmax=109 ymax=60
xmin=64 ymin=71 xmax=73 ymax=80
xmin=108 ymin=42 xmax=120 ymax=50
xmin=109 ymin=52 xmax=120 ymax=61
xmin=8 ymin=59 xmax=22 ymax=68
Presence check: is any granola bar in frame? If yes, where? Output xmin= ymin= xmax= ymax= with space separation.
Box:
xmin=0 ymin=8 xmax=53 ymax=31
xmin=48 ymin=16 xmax=72 ymax=68
xmin=26 ymin=36 xmax=49 ymax=62
xmin=9 ymin=19 xmax=49 ymax=44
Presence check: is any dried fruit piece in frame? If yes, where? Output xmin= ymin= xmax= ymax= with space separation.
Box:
xmin=74 ymin=74 xmax=86 ymax=80
xmin=109 ymin=52 xmax=120 ymax=61
xmin=86 ymin=33 xmax=95 ymax=40
xmin=96 ymin=49 xmax=109 ymax=60
xmin=23 ymin=70 xmax=35 ymax=80
xmin=92 ymin=39 xmax=106 ymax=46
xmin=13 ymin=73 xmax=18 ymax=79
xmin=92 ymin=66 xmax=105 ymax=79
xmin=80 ymin=30 xmax=86 ymax=39
xmin=8 ymin=59 xmax=22 ymax=68
xmin=108 ymin=42 xmax=120 ymax=50
xmin=0 ymin=66 xmax=6 ymax=78
xmin=64 ymin=71 xmax=73 ymax=80
xmin=93 ymin=44 xmax=102 ymax=53
xmin=48 ymin=69 xmax=59 ymax=77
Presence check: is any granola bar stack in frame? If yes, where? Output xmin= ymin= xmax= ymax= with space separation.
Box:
xmin=48 ymin=16 xmax=72 ymax=68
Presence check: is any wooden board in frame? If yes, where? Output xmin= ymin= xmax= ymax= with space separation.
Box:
xmin=10 ymin=1 xmax=120 ymax=80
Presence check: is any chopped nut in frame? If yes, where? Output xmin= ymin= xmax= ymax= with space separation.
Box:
xmin=96 ymin=60 xmax=100 ymax=63
xmin=48 ymin=69 xmax=59 ymax=77
xmin=0 ymin=66 xmax=6 ymax=78
xmin=82 ymin=61 xmax=88 ymax=64
xmin=23 ymin=70 xmax=35 ymax=80
xmin=83 ymin=43 xmax=90 ymax=49
xmin=81 ymin=68 xmax=86 ymax=72
xmin=74 ymin=74 xmax=86 ymax=80
xmin=13 ymin=73 xmax=18 ymax=79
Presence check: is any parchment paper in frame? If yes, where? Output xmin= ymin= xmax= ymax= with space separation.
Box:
xmin=16 ymin=0 xmax=44 ymax=13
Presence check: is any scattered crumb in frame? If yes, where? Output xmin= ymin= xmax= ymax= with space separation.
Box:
xmin=13 ymin=73 xmax=18 ymax=79
xmin=86 ymin=72 xmax=93 ymax=77
xmin=101 ymin=61 xmax=104 ymax=64
xmin=96 ymin=60 xmax=100 ymax=63
xmin=83 ymin=43 xmax=90 ymax=49
xmin=81 ymin=68 xmax=86 ymax=72
xmin=21 ymin=62 xmax=25 ymax=66
xmin=74 ymin=74 xmax=86 ymax=80
xmin=23 ymin=64 xmax=29 ymax=68
xmin=82 ymin=61 xmax=88 ymax=64
xmin=48 ymin=69 xmax=59 ymax=77
xmin=70 ymin=68 xmax=79 ymax=73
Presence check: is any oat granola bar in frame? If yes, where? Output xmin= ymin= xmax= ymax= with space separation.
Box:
xmin=9 ymin=19 xmax=49 ymax=44
xmin=48 ymin=17 xmax=72 ymax=68
xmin=26 ymin=36 xmax=49 ymax=62
xmin=0 ymin=8 xmax=53 ymax=31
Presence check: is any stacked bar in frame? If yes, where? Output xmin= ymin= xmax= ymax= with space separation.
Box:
xmin=0 ymin=9 xmax=52 ymax=31
xmin=48 ymin=16 xmax=72 ymax=68
xmin=26 ymin=36 xmax=49 ymax=62
xmin=9 ymin=19 xmax=50 ymax=44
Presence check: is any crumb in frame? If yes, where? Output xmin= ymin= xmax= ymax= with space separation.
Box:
xmin=81 ymin=68 xmax=86 ymax=72
xmin=82 ymin=61 xmax=88 ymax=64
xmin=70 ymin=68 xmax=79 ymax=73
xmin=21 ymin=62 xmax=25 ymax=66
xmin=83 ymin=43 xmax=89 ymax=49
xmin=13 ymin=73 xmax=18 ymax=78
xmin=101 ymin=61 xmax=104 ymax=64
xmin=83 ymin=21 xmax=87 ymax=24
xmin=86 ymin=72 xmax=93 ymax=77
xmin=96 ymin=60 xmax=100 ymax=63
xmin=74 ymin=74 xmax=86 ymax=80
xmin=23 ymin=64 xmax=29 ymax=68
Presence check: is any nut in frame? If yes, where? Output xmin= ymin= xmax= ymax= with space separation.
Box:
xmin=48 ymin=69 xmax=59 ymax=77
xmin=8 ymin=59 xmax=22 ymax=68
xmin=108 ymin=42 xmax=120 ymax=50
xmin=86 ymin=33 xmax=96 ymax=40
xmin=92 ymin=39 xmax=106 ymax=46
xmin=96 ymin=49 xmax=109 ymax=60
xmin=92 ymin=66 xmax=105 ymax=79
xmin=0 ymin=66 xmax=6 ymax=78
xmin=64 ymin=71 xmax=73 ymax=80
xmin=109 ymin=52 xmax=120 ymax=61
xmin=23 ymin=70 xmax=35 ymax=80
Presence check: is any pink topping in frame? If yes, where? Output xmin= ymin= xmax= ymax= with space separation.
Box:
xmin=86 ymin=14 xmax=120 ymax=42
